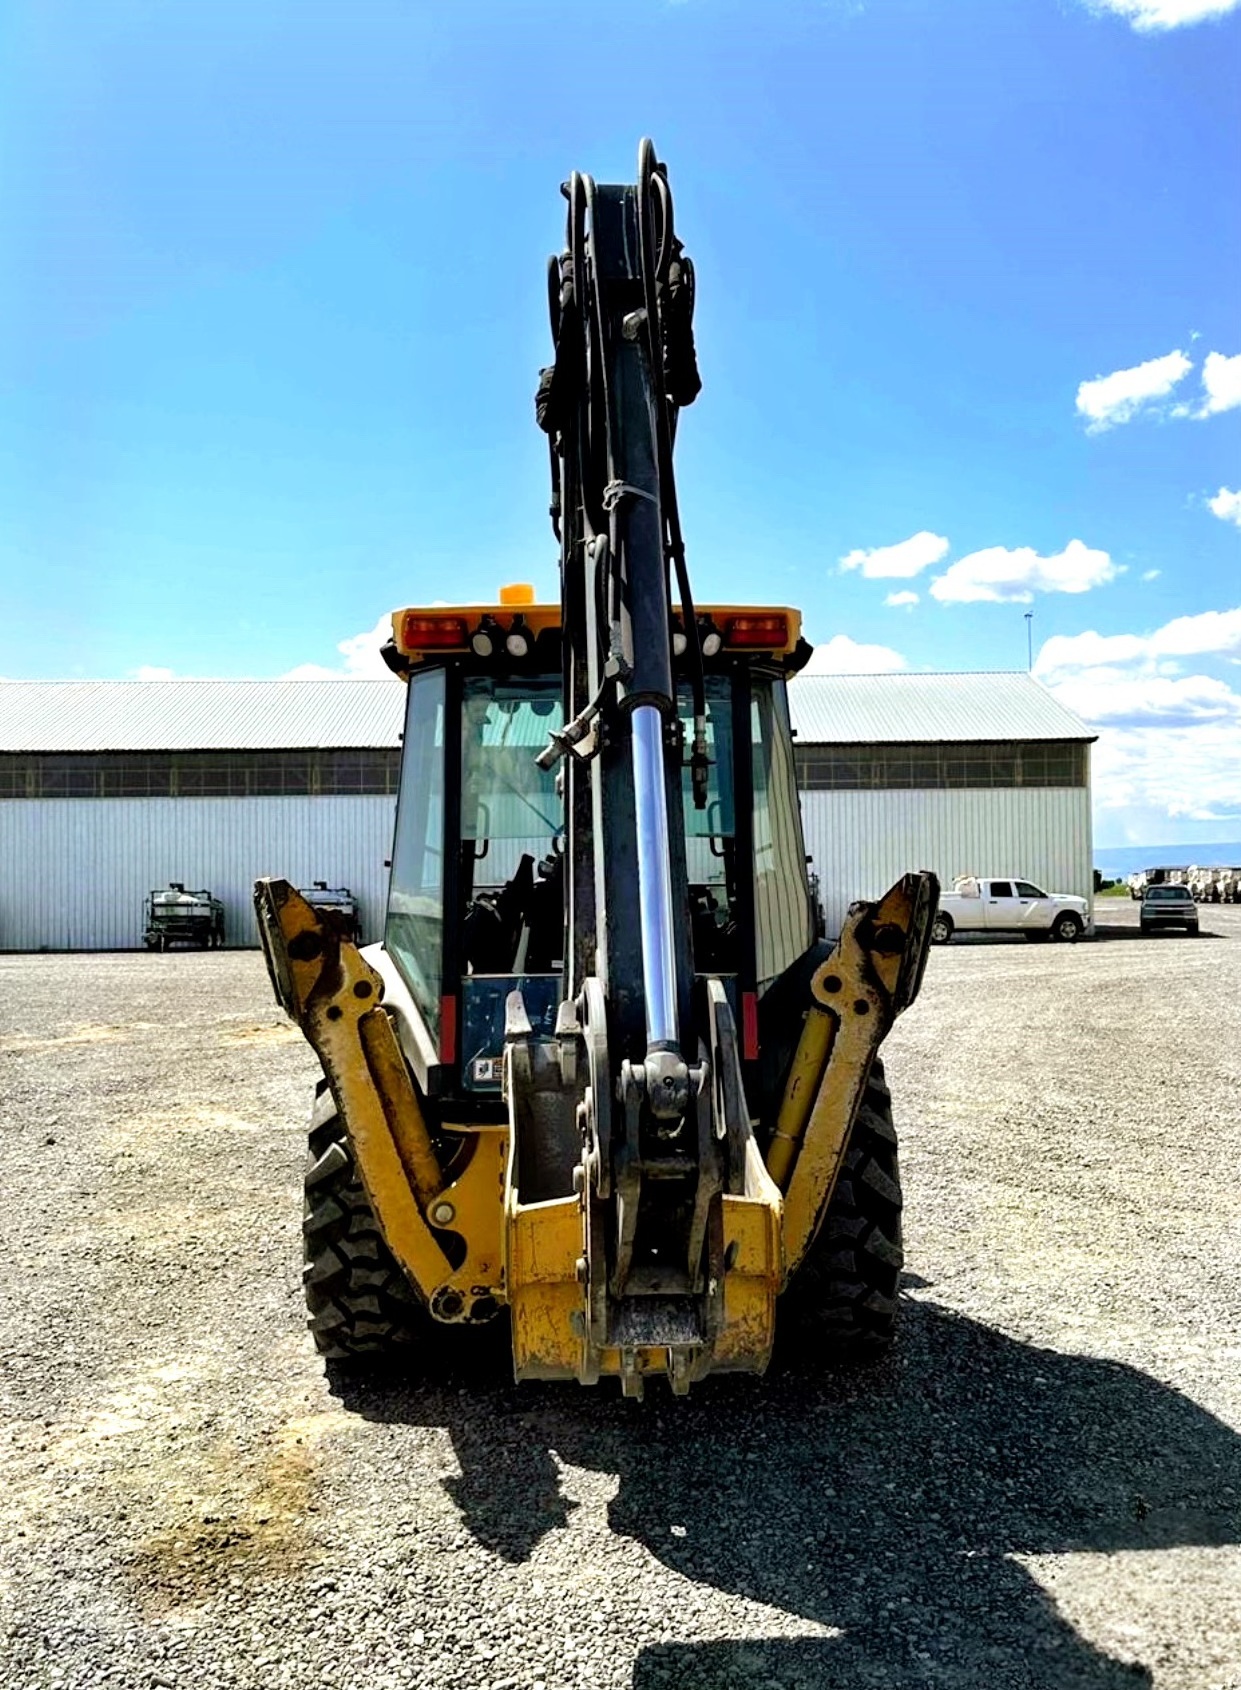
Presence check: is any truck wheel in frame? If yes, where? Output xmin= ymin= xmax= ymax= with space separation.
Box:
xmin=303 ymin=1082 xmax=428 ymax=1359
xmin=1051 ymin=912 xmax=1082 ymax=943
xmin=783 ymin=1059 xmax=903 ymax=1360
xmin=930 ymin=913 xmax=953 ymax=945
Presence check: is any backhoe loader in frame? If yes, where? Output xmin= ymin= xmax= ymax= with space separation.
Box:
xmin=255 ymin=141 xmax=937 ymax=1396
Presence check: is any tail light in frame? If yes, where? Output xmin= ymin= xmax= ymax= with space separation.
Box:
xmin=724 ymin=614 xmax=789 ymax=649
xmin=399 ymin=614 xmax=470 ymax=650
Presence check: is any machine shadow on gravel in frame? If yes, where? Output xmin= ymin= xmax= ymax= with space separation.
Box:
xmin=329 ymin=1294 xmax=1241 ymax=1689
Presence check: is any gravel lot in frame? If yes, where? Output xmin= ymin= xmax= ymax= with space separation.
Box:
xmin=2 ymin=903 xmax=1239 ymax=1690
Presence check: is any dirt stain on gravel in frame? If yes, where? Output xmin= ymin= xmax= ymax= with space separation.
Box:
xmin=122 ymin=1411 xmax=348 ymax=1613
xmin=221 ymin=1021 xmax=299 ymax=1045
xmin=0 ymin=1022 xmax=130 ymax=1052
xmin=102 ymin=1104 xmax=267 ymax=1146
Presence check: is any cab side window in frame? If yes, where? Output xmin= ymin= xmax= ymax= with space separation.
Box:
xmin=989 ymin=880 xmax=1013 ymax=898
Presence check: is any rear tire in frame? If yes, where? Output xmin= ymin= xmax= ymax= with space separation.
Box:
xmin=303 ymin=1082 xmax=428 ymax=1360
xmin=930 ymin=913 xmax=953 ymax=945
xmin=783 ymin=1059 xmax=904 ymax=1360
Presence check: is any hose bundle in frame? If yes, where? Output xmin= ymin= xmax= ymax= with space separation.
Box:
xmin=536 ymin=139 xmax=709 ymax=805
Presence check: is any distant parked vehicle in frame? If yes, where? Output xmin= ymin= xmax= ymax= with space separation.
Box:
xmin=297 ymin=882 xmax=361 ymax=944
xmin=143 ymin=884 xmax=225 ymax=950
xmin=931 ymin=876 xmax=1089 ymax=944
xmin=1219 ymin=868 xmax=1241 ymax=904
xmin=1140 ymin=883 xmax=1199 ymax=936
xmin=1128 ymin=865 xmax=1190 ymax=899
xmin=1188 ymin=866 xmax=1223 ymax=903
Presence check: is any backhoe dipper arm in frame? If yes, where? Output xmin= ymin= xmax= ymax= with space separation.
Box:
xmin=537 ymin=140 xmax=703 ymax=1085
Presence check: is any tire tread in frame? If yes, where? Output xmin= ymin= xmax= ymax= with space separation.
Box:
xmin=784 ymin=1057 xmax=904 ymax=1359
xmin=302 ymin=1092 xmax=427 ymax=1360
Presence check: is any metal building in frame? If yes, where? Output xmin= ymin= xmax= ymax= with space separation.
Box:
xmin=0 ymin=680 xmax=404 ymax=950
xmin=787 ymin=671 xmax=1096 ymax=937
xmin=1 ymin=670 xmax=1094 ymax=952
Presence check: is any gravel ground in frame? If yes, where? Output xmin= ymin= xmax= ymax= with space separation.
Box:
xmin=1 ymin=903 xmax=1239 ymax=1690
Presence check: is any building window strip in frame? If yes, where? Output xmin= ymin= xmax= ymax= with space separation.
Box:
xmin=0 ymin=749 xmax=402 ymax=799
xmin=792 ymin=740 xmax=1087 ymax=791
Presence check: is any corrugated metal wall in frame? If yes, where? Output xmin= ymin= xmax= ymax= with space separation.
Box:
xmin=1 ymin=783 xmax=1094 ymax=951
xmin=0 ymin=796 xmax=395 ymax=951
xmin=799 ymin=785 xmax=1094 ymax=937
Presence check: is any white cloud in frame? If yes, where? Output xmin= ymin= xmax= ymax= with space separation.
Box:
xmin=1201 ymin=351 xmax=1241 ymax=416
xmin=130 ymin=664 xmax=177 ymax=681
xmin=282 ymin=615 xmax=395 ymax=680
xmin=930 ymin=539 xmax=1118 ymax=605
xmin=1091 ymin=722 xmax=1241 ymax=825
xmin=884 ymin=590 xmax=919 ymax=609
xmin=1088 ymin=0 xmax=1241 ymax=29
xmin=1146 ymin=606 xmax=1241 ymax=657
xmin=1035 ymin=607 xmax=1241 ymax=680
xmin=1034 ymin=604 xmax=1241 ymax=832
xmin=1036 ymin=632 xmax=1148 ymax=676
xmin=802 ymin=634 xmax=907 ymax=675
xmin=1209 ymin=487 xmax=1241 ymax=528
xmin=1075 ymin=349 xmax=1192 ymax=431
xmin=839 ymin=531 xmax=949 ymax=579
xmin=1049 ymin=669 xmax=1241 ymax=727
xmin=1141 ymin=569 xmax=1161 ymax=581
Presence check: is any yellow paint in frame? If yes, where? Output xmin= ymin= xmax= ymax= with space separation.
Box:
xmin=254 ymin=879 xmax=505 ymax=1323
xmin=775 ymin=875 xmax=927 ymax=1280
xmin=765 ymin=1007 xmax=833 ymax=1187
xmin=499 ymin=582 xmax=536 ymax=605
xmin=256 ymin=866 xmax=931 ymax=1386
xmin=505 ymin=1197 xmax=584 ymax=1381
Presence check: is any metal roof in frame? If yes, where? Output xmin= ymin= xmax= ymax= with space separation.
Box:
xmin=787 ymin=671 xmax=1094 ymax=744
xmin=0 ymin=680 xmax=405 ymax=753
xmin=0 ymin=670 xmax=1092 ymax=754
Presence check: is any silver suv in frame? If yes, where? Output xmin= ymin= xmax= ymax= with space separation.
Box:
xmin=1139 ymin=883 xmax=1199 ymax=936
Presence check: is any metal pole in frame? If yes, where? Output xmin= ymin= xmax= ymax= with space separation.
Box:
xmin=630 ymin=704 xmax=679 ymax=1048
xmin=1024 ymin=612 xmax=1033 ymax=671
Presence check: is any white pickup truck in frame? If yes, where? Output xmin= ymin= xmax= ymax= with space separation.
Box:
xmin=931 ymin=876 xmax=1090 ymax=945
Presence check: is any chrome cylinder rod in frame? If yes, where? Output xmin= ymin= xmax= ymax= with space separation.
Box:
xmin=630 ymin=704 xmax=679 ymax=1049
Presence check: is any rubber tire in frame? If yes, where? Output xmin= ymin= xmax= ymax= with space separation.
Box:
xmin=1052 ymin=913 xmax=1082 ymax=943
xmin=303 ymin=1081 xmax=428 ymax=1360
xmin=1187 ymin=924 xmax=1199 ymax=935
xmin=783 ymin=1059 xmax=904 ymax=1360
xmin=930 ymin=913 xmax=953 ymax=945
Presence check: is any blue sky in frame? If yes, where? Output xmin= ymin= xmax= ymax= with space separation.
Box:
xmin=1 ymin=0 xmax=1238 ymax=845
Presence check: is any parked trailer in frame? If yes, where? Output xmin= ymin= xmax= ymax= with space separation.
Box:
xmin=1128 ymin=866 xmax=1190 ymax=900
xmin=1188 ymin=867 xmax=1218 ymax=904
xmin=143 ymin=884 xmax=225 ymax=951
